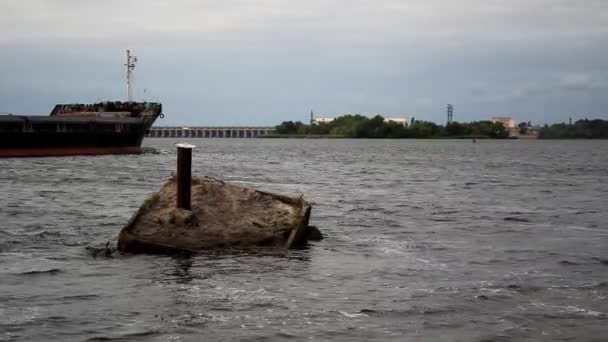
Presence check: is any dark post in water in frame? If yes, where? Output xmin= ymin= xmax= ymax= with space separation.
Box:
xmin=176 ymin=143 xmax=195 ymax=210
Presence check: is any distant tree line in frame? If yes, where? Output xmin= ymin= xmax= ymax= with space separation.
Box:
xmin=274 ymin=115 xmax=509 ymax=139
xmin=539 ymin=119 xmax=608 ymax=139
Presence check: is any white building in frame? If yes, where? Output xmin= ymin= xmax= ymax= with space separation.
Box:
xmin=312 ymin=117 xmax=335 ymax=124
xmin=491 ymin=117 xmax=515 ymax=128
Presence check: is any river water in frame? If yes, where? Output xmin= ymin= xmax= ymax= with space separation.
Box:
xmin=0 ymin=139 xmax=606 ymax=341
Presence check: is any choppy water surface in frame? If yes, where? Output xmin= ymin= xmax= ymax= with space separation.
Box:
xmin=1 ymin=139 xmax=607 ymax=341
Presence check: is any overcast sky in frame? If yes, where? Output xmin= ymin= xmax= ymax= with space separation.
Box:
xmin=1 ymin=0 xmax=607 ymax=125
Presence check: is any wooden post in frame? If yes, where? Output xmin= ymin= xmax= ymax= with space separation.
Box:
xmin=176 ymin=143 xmax=195 ymax=210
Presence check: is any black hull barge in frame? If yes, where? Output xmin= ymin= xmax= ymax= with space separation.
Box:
xmin=0 ymin=102 xmax=162 ymax=157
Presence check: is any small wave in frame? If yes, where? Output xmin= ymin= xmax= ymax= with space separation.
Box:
xmin=591 ymin=257 xmax=608 ymax=265
xmin=336 ymin=310 xmax=368 ymax=318
xmin=358 ymin=306 xmax=455 ymax=317
xmin=503 ymin=217 xmax=531 ymax=222
xmin=469 ymin=259 xmax=503 ymax=265
xmin=575 ymin=210 xmax=600 ymax=215
xmin=19 ymin=268 xmax=63 ymax=275
xmin=431 ymin=210 xmax=459 ymax=214
xmin=358 ymin=308 xmax=414 ymax=318
xmin=525 ymin=306 xmax=606 ymax=320
xmin=505 ymin=284 xmax=544 ymax=293
xmin=60 ymin=294 xmax=100 ymax=300
xmin=431 ymin=218 xmax=455 ymax=222
xmin=559 ymin=260 xmax=581 ymax=266
xmin=480 ymin=228 xmax=524 ymax=235
xmin=32 ymin=231 xmax=63 ymax=238
xmin=419 ymin=307 xmax=456 ymax=315
xmin=141 ymin=147 xmax=160 ymax=154
xmin=581 ymin=281 xmax=607 ymax=289
xmin=275 ymin=331 xmax=298 ymax=339
xmin=86 ymin=331 xmax=158 ymax=341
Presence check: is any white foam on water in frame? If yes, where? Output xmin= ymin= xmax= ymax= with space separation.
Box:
xmin=337 ymin=311 xmax=368 ymax=318
xmin=0 ymin=306 xmax=41 ymax=325
xmin=565 ymin=306 xmax=605 ymax=317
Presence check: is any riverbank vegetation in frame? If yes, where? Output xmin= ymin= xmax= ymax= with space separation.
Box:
xmin=273 ymin=115 xmax=508 ymax=139
xmin=539 ymin=119 xmax=608 ymax=139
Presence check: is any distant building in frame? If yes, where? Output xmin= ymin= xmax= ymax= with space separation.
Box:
xmin=491 ymin=117 xmax=515 ymax=128
xmin=384 ymin=117 xmax=408 ymax=127
xmin=311 ymin=117 xmax=335 ymax=124
xmin=507 ymin=126 xmax=540 ymax=139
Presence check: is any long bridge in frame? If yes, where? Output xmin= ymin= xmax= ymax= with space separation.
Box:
xmin=146 ymin=126 xmax=275 ymax=138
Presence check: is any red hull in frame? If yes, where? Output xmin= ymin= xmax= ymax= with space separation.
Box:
xmin=0 ymin=146 xmax=142 ymax=158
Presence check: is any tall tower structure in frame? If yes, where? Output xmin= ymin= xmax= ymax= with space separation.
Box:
xmin=447 ymin=104 xmax=454 ymax=124
xmin=310 ymin=110 xmax=314 ymax=125
xmin=125 ymin=50 xmax=138 ymax=102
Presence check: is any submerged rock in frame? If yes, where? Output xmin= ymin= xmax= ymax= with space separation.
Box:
xmin=86 ymin=241 xmax=117 ymax=258
xmin=118 ymin=176 xmax=316 ymax=254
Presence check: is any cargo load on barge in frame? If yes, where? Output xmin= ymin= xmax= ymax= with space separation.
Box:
xmin=0 ymin=50 xmax=163 ymax=157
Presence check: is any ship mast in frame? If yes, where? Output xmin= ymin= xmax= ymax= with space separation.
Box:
xmin=125 ymin=50 xmax=138 ymax=102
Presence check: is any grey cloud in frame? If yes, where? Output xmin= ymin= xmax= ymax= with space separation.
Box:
xmin=2 ymin=0 xmax=608 ymax=44
xmin=1 ymin=1 xmax=607 ymax=125
xmin=558 ymin=72 xmax=608 ymax=90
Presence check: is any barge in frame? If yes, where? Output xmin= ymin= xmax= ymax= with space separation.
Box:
xmin=0 ymin=101 xmax=162 ymax=157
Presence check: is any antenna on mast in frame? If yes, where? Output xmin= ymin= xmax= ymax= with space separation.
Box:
xmin=125 ymin=50 xmax=138 ymax=102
